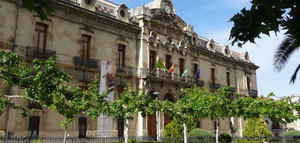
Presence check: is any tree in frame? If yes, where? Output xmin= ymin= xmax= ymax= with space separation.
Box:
xmin=107 ymin=85 xmax=158 ymax=143
xmin=0 ymin=52 xmax=109 ymax=142
xmin=242 ymin=117 xmax=272 ymax=143
xmin=22 ymin=0 xmax=53 ymax=20
xmin=230 ymin=0 xmax=299 ymax=83
xmin=165 ymin=116 xmax=198 ymax=137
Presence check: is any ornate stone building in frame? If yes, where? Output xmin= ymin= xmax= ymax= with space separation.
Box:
xmin=0 ymin=0 xmax=259 ymax=139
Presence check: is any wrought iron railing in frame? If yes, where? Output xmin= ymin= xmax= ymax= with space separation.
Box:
xmin=26 ymin=46 xmax=56 ymax=60
xmin=193 ymin=80 xmax=204 ymax=87
xmin=210 ymin=83 xmax=221 ymax=90
xmin=139 ymin=68 xmax=204 ymax=86
xmin=248 ymin=90 xmax=258 ymax=98
xmin=73 ymin=56 xmax=99 ymax=69
xmin=116 ymin=64 xmax=133 ymax=76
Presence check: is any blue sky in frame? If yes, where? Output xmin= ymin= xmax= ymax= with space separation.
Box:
xmin=110 ymin=0 xmax=300 ymax=97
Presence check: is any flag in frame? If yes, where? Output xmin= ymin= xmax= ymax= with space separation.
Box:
xmin=168 ymin=64 xmax=175 ymax=73
xmin=156 ymin=59 xmax=168 ymax=71
xmin=195 ymin=69 xmax=200 ymax=79
xmin=181 ymin=67 xmax=188 ymax=77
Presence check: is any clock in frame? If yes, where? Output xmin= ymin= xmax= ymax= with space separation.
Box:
xmin=165 ymin=4 xmax=171 ymax=15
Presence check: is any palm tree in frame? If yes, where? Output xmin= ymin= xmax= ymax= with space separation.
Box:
xmin=273 ymin=35 xmax=299 ymax=84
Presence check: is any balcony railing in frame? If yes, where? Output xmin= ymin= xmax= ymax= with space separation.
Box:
xmin=116 ymin=64 xmax=133 ymax=76
xmin=73 ymin=56 xmax=99 ymax=69
xmin=26 ymin=46 xmax=56 ymax=60
xmin=140 ymin=68 xmax=204 ymax=86
xmin=210 ymin=83 xmax=221 ymax=90
xmin=248 ymin=90 xmax=258 ymax=98
xmin=193 ymin=80 xmax=204 ymax=87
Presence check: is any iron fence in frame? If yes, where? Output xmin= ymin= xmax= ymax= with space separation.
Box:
xmin=73 ymin=56 xmax=99 ymax=69
xmin=1 ymin=136 xmax=300 ymax=143
xmin=25 ymin=46 xmax=56 ymax=60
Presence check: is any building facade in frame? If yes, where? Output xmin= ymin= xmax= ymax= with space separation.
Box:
xmin=0 ymin=0 xmax=259 ymax=139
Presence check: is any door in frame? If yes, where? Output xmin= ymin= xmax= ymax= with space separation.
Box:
xmin=148 ymin=113 xmax=157 ymax=140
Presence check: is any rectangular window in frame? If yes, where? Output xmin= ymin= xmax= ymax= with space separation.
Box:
xmin=247 ymin=77 xmax=251 ymax=91
xmin=211 ymin=68 xmax=215 ymax=84
xmin=34 ymin=23 xmax=48 ymax=52
xmin=226 ymin=72 xmax=230 ymax=86
xmin=117 ymin=118 xmax=125 ymax=137
xmin=78 ymin=117 xmax=87 ymax=138
xmin=118 ymin=44 xmax=126 ymax=67
xmin=165 ymin=54 xmax=172 ymax=69
xmin=149 ymin=50 xmax=157 ymax=72
xmin=80 ymin=35 xmax=91 ymax=59
xmin=28 ymin=116 xmax=40 ymax=138
xmin=179 ymin=58 xmax=185 ymax=75
xmin=193 ymin=63 xmax=198 ymax=78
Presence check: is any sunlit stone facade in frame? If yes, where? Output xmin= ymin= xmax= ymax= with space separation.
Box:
xmin=0 ymin=0 xmax=258 ymax=139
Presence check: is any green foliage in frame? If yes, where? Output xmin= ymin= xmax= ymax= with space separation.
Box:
xmin=188 ymin=128 xmax=215 ymax=143
xmin=164 ymin=116 xmax=197 ymax=137
xmin=128 ymin=138 xmax=137 ymax=143
xmin=230 ymin=0 xmax=299 ymax=83
xmin=188 ymin=128 xmax=215 ymax=137
xmin=0 ymin=52 xmax=110 ymax=131
xmin=283 ymin=130 xmax=300 ymax=138
xmin=108 ymin=85 xmax=157 ymax=120
xmin=22 ymin=0 xmax=54 ymax=20
xmin=229 ymin=0 xmax=298 ymax=47
xmin=219 ymin=133 xmax=232 ymax=143
xmin=243 ymin=117 xmax=272 ymax=138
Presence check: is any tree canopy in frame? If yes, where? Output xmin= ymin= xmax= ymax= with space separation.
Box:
xmin=230 ymin=0 xmax=299 ymax=83
xmin=0 ymin=51 xmax=109 ymax=130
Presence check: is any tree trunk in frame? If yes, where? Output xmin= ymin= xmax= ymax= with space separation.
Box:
xmin=124 ymin=119 xmax=129 ymax=143
xmin=156 ymin=111 xmax=160 ymax=141
xmin=231 ymin=117 xmax=236 ymax=143
xmin=63 ymin=129 xmax=67 ymax=143
xmin=183 ymin=123 xmax=187 ymax=143
xmin=216 ymin=120 xmax=219 ymax=143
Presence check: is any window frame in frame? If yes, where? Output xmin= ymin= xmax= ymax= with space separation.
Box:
xmin=28 ymin=116 xmax=40 ymax=138
xmin=80 ymin=34 xmax=91 ymax=60
xmin=118 ymin=44 xmax=126 ymax=67
xmin=34 ymin=22 xmax=48 ymax=52
xmin=78 ymin=117 xmax=87 ymax=138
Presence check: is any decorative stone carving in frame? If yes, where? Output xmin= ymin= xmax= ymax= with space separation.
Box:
xmin=223 ymin=45 xmax=231 ymax=57
xmin=163 ymin=37 xmax=172 ymax=48
xmin=207 ymin=39 xmax=215 ymax=52
xmin=244 ymin=51 xmax=250 ymax=62
xmin=147 ymin=31 xmax=156 ymax=46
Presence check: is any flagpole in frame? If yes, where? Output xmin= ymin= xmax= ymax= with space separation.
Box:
xmin=193 ymin=68 xmax=200 ymax=82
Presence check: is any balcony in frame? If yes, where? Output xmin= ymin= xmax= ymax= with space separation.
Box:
xmin=116 ymin=64 xmax=133 ymax=76
xmin=26 ymin=46 xmax=56 ymax=60
xmin=193 ymin=80 xmax=204 ymax=87
xmin=248 ymin=90 xmax=258 ymax=98
xmin=210 ymin=83 xmax=221 ymax=90
xmin=73 ymin=56 xmax=99 ymax=69
xmin=139 ymin=68 xmax=204 ymax=86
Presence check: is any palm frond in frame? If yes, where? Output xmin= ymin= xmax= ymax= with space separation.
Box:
xmin=273 ymin=35 xmax=298 ymax=72
xmin=290 ymin=64 xmax=300 ymax=84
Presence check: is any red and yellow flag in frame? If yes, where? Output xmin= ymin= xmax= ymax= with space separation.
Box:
xmin=168 ymin=64 xmax=175 ymax=73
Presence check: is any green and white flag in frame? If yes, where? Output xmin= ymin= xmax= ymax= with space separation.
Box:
xmin=181 ymin=67 xmax=188 ymax=77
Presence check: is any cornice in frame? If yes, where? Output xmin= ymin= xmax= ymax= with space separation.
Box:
xmin=51 ymin=0 xmax=141 ymax=34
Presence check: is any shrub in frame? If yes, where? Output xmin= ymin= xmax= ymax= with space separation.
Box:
xmin=283 ymin=130 xmax=300 ymax=142
xmin=164 ymin=116 xmax=197 ymax=137
xmin=188 ymin=128 xmax=215 ymax=143
xmin=219 ymin=133 xmax=232 ymax=143
xmin=240 ymin=117 xmax=272 ymax=143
